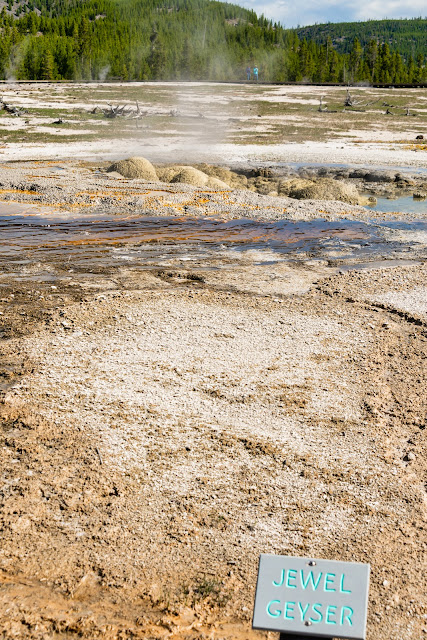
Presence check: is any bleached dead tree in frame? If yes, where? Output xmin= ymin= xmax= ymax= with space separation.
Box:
xmin=0 ymin=98 xmax=26 ymax=116
xmin=91 ymin=101 xmax=147 ymax=119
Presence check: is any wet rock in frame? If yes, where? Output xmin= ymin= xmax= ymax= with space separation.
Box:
xmin=394 ymin=174 xmax=416 ymax=186
xmin=316 ymin=167 xmax=331 ymax=177
xmin=253 ymin=167 xmax=274 ymax=178
xmin=335 ymin=169 xmax=351 ymax=179
xmin=349 ymin=169 xmax=368 ymax=179
xmin=298 ymin=168 xmax=317 ymax=180
xmin=278 ymin=177 xmax=359 ymax=205
xmin=249 ymin=177 xmax=278 ymax=195
xmin=359 ymin=195 xmax=377 ymax=206
xmin=195 ymin=164 xmax=247 ymax=189
xmin=395 ymin=181 xmax=413 ymax=190
xmin=364 ymin=170 xmax=396 ymax=183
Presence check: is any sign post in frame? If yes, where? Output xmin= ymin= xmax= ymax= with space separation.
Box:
xmin=253 ymin=555 xmax=370 ymax=640
xmin=278 ymin=636 xmax=331 ymax=640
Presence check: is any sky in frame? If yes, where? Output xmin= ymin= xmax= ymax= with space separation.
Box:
xmin=237 ymin=0 xmax=427 ymax=28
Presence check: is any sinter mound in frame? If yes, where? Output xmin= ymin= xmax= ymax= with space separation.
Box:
xmin=279 ymin=178 xmax=360 ymax=204
xmin=156 ymin=166 xmax=182 ymax=182
xmin=196 ymin=163 xmax=248 ymax=189
xmin=170 ymin=167 xmax=209 ymax=187
xmin=170 ymin=167 xmax=230 ymax=189
xmin=107 ymin=157 xmax=158 ymax=181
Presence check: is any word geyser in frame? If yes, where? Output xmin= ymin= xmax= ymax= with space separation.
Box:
xmin=267 ymin=567 xmax=354 ymax=627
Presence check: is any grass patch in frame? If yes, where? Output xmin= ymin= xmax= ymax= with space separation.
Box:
xmin=182 ymin=576 xmax=231 ymax=608
xmin=1 ymin=83 xmax=425 ymax=149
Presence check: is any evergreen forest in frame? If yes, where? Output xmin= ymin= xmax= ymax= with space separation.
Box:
xmin=0 ymin=0 xmax=426 ymax=84
xmin=296 ymin=19 xmax=427 ymax=59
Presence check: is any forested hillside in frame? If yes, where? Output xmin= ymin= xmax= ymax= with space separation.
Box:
xmin=296 ymin=19 xmax=427 ymax=59
xmin=0 ymin=0 xmax=425 ymax=83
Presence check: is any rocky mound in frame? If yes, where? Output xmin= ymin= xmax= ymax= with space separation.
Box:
xmin=206 ymin=177 xmax=231 ymax=189
xmin=170 ymin=167 xmax=210 ymax=187
xmin=196 ymin=164 xmax=247 ymax=189
xmin=154 ymin=165 xmax=231 ymax=190
xmin=170 ymin=167 xmax=230 ymax=190
xmin=107 ymin=157 xmax=158 ymax=181
xmin=279 ymin=178 xmax=359 ymax=204
xmin=156 ymin=166 xmax=182 ymax=182
xmin=247 ymin=177 xmax=278 ymax=196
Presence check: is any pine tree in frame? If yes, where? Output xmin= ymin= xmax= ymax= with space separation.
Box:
xmin=41 ymin=46 xmax=55 ymax=80
xmin=0 ymin=1 xmax=425 ymax=84
xmin=349 ymin=37 xmax=362 ymax=82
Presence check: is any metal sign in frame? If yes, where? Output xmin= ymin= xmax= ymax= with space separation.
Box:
xmin=253 ymin=554 xmax=370 ymax=640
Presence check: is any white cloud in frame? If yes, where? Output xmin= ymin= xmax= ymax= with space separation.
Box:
xmin=237 ymin=0 xmax=427 ymax=27
xmin=352 ymin=0 xmax=426 ymax=20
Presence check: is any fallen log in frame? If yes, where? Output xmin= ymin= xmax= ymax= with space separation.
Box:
xmin=91 ymin=102 xmax=148 ymax=119
xmin=0 ymin=99 xmax=26 ymax=116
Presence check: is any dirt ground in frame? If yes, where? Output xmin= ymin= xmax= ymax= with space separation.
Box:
xmin=1 ymin=253 xmax=426 ymax=639
xmin=0 ymin=83 xmax=426 ymax=640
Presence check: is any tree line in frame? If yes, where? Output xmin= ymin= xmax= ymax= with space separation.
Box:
xmin=0 ymin=0 xmax=425 ymax=84
xmin=296 ymin=19 xmax=427 ymax=60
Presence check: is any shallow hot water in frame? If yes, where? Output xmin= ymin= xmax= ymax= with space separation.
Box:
xmin=0 ymin=204 xmax=425 ymax=278
xmin=366 ymin=195 xmax=427 ymax=214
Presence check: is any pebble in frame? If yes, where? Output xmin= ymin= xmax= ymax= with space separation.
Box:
xmin=406 ymin=452 xmax=416 ymax=461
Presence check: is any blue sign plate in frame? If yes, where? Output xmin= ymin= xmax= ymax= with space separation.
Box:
xmin=253 ymin=554 xmax=370 ymax=640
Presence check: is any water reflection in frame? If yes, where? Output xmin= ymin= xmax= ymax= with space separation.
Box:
xmin=366 ymin=195 xmax=427 ymax=214
xmin=0 ymin=205 xmax=425 ymax=279
xmin=0 ymin=214 xmax=372 ymax=254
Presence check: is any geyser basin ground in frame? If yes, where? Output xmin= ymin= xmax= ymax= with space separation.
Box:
xmin=1 ymin=81 xmax=427 ymax=167
xmin=0 ymin=83 xmax=426 ymax=640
